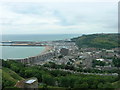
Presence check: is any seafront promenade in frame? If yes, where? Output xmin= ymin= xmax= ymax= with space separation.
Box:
xmin=9 ymin=45 xmax=55 ymax=65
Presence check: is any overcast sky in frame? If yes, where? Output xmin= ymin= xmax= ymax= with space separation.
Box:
xmin=0 ymin=0 xmax=118 ymax=34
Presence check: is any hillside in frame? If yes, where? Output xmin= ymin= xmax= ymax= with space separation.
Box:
xmin=2 ymin=67 xmax=24 ymax=88
xmin=112 ymin=80 xmax=120 ymax=88
xmin=71 ymin=33 xmax=120 ymax=49
xmin=1 ymin=60 xmax=120 ymax=89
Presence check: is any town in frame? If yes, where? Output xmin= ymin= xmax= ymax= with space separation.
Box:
xmin=1 ymin=34 xmax=120 ymax=89
xmin=4 ymin=40 xmax=119 ymax=76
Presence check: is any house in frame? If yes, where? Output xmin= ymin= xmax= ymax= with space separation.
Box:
xmin=60 ymin=48 xmax=69 ymax=56
xmin=96 ymin=58 xmax=104 ymax=61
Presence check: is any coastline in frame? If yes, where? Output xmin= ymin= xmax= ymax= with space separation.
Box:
xmin=40 ymin=46 xmax=53 ymax=55
xmin=0 ymin=45 xmax=53 ymax=60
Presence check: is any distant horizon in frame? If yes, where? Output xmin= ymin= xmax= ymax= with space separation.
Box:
xmin=1 ymin=32 xmax=119 ymax=35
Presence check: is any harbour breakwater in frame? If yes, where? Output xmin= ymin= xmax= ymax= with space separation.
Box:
xmin=0 ymin=41 xmax=48 ymax=46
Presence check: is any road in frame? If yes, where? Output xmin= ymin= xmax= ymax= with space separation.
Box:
xmin=44 ymin=67 xmax=118 ymax=76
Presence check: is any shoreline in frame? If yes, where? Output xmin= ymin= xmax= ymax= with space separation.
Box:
xmin=40 ymin=45 xmax=53 ymax=55
xmin=0 ymin=45 xmax=53 ymax=60
xmin=0 ymin=46 xmax=50 ymax=60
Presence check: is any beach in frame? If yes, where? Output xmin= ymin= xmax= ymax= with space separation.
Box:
xmin=40 ymin=46 xmax=53 ymax=55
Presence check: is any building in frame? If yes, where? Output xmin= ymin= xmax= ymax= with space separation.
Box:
xmin=60 ymin=48 xmax=69 ymax=56
xmin=96 ymin=58 xmax=104 ymax=61
xmin=15 ymin=77 xmax=38 ymax=89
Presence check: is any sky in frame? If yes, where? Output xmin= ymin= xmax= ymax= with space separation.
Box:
xmin=0 ymin=0 xmax=118 ymax=34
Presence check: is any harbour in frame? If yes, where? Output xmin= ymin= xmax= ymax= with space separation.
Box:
xmin=0 ymin=34 xmax=80 ymax=60
xmin=0 ymin=46 xmax=45 ymax=60
xmin=0 ymin=39 xmax=77 ymax=65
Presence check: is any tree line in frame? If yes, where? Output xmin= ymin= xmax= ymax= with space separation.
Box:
xmin=2 ymin=60 xmax=120 ymax=89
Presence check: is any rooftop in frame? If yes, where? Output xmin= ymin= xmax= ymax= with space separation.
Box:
xmin=25 ymin=78 xmax=37 ymax=84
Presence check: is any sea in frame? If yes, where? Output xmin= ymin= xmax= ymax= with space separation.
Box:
xmin=0 ymin=34 xmax=81 ymax=60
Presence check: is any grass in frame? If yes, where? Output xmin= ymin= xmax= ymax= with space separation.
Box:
xmin=112 ymin=80 xmax=120 ymax=88
xmin=2 ymin=67 xmax=24 ymax=88
xmin=2 ymin=67 xmax=24 ymax=82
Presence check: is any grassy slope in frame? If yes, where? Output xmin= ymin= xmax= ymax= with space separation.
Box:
xmin=112 ymin=80 xmax=120 ymax=88
xmin=2 ymin=67 xmax=24 ymax=88
xmin=71 ymin=33 xmax=119 ymax=49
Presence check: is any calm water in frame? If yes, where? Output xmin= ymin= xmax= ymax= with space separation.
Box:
xmin=0 ymin=46 xmax=45 ymax=59
xmin=0 ymin=34 xmax=81 ymax=59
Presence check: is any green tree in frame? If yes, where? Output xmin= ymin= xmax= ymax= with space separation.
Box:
xmin=58 ymin=77 xmax=70 ymax=87
xmin=42 ymin=74 xmax=55 ymax=86
xmin=74 ymin=78 xmax=83 ymax=88
xmin=92 ymin=60 xmax=106 ymax=67
xmin=79 ymin=82 xmax=89 ymax=88
xmin=102 ymin=82 xmax=113 ymax=88
xmin=2 ymin=79 xmax=15 ymax=88
xmin=97 ymin=83 xmax=104 ymax=88
xmin=113 ymin=58 xmax=120 ymax=80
